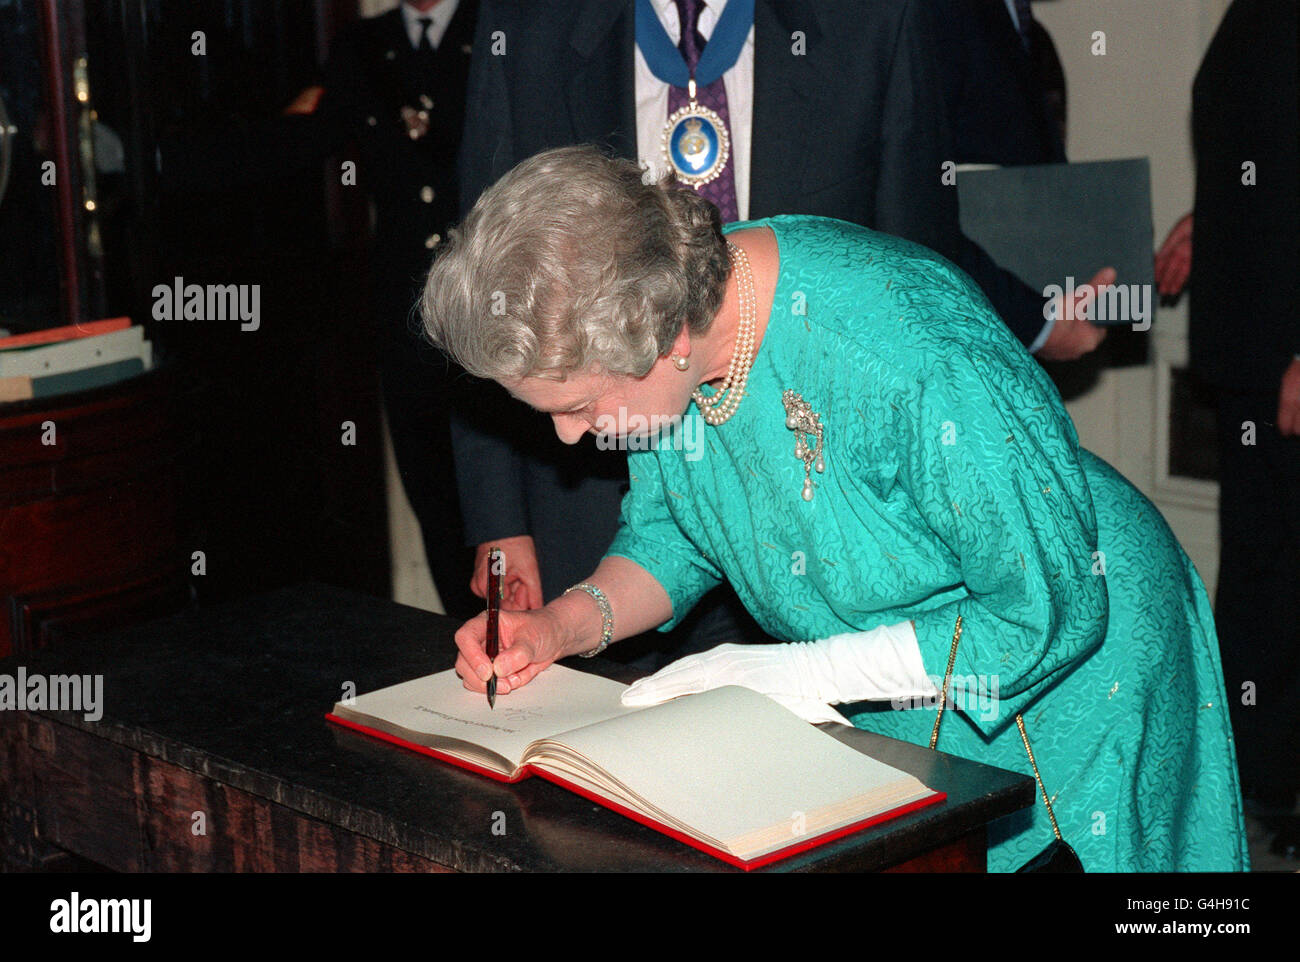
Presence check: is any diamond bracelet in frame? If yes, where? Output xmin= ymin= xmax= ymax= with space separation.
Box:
xmin=564 ymin=582 xmax=614 ymax=658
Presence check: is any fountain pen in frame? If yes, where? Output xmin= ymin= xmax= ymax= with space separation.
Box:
xmin=485 ymin=547 xmax=503 ymax=708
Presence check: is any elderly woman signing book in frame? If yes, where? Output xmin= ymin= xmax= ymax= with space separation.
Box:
xmin=420 ymin=145 xmax=1248 ymax=873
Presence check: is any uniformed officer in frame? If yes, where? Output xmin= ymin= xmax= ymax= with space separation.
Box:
xmin=285 ymin=0 xmax=480 ymax=619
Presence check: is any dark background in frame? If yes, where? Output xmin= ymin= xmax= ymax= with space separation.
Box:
xmin=0 ymin=0 xmax=392 ymax=612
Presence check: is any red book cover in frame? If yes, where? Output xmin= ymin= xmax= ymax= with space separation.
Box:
xmin=0 ymin=316 xmax=132 ymax=351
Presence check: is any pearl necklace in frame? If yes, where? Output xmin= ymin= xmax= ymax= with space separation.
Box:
xmin=692 ymin=241 xmax=756 ymax=426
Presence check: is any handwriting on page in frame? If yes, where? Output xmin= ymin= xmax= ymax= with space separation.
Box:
xmin=413 ymin=706 xmax=518 ymax=734
xmin=501 ymin=705 xmax=544 ymax=723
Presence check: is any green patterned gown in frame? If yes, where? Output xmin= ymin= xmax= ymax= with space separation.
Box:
xmin=605 ymin=215 xmax=1249 ymax=872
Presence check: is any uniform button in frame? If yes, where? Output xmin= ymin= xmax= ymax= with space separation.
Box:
xmin=366 ymin=116 xmax=377 ymax=126
xmin=420 ymin=186 xmax=435 ymax=203
xmin=424 ymin=233 xmax=441 ymax=249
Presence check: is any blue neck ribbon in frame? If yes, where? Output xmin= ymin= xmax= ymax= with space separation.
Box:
xmin=635 ymin=0 xmax=755 ymax=89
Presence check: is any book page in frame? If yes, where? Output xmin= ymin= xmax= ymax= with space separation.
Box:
xmin=332 ymin=665 xmax=633 ymax=770
xmin=545 ymin=686 xmax=931 ymax=853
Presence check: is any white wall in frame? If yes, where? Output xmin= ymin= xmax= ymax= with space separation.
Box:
xmin=1036 ymin=0 xmax=1232 ymax=594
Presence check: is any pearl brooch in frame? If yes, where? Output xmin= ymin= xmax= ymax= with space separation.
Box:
xmin=782 ymin=390 xmax=825 ymax=501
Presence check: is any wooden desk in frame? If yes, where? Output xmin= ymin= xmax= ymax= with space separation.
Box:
xmin=0 ymin=583 xmax=1034 ymax=872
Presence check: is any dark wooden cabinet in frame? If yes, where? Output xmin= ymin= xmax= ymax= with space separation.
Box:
xmin=0 ymin=365 xmax=191 ymax=655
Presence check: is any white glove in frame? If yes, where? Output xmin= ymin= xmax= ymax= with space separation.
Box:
xmin=621 ymin=621 xmax=936 ymax=727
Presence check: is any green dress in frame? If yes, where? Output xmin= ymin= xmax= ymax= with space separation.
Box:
xmin=605 ymin=214 xmax=1249 ymax=872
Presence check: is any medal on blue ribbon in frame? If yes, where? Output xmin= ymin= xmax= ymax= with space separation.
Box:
xmin=664 ymin=103 xmax=726 ymax=185
xmin=635 ymin=0 xmax=753 ymax=186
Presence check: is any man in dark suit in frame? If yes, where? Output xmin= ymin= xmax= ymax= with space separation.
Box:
xmin=280 ymin=0 xmax=481 ymax=619
xmin=447 ymin=0 xmax=1107 ymax=654
xmin=1157 ymin=0 xmax=1299 ymax=828
xmin=928 ymin=1 xmax=1116 ymax=358
xmin=933 ymin=0 xmax=1067 ymax=167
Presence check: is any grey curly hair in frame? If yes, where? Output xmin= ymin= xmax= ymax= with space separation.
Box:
xmin=420 ymin=144 xmax=731 ymax=381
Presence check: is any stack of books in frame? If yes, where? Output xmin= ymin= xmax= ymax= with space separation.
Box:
xmin=0 ymin=317 xmax=152 ymax=402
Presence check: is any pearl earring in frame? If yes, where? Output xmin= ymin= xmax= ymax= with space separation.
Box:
xmin=671 ymin=354 xmax=690 ymax=371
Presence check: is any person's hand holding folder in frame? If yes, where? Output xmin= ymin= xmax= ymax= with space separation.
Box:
xmin=1035 ymin=266 xmax=1116 ymax=361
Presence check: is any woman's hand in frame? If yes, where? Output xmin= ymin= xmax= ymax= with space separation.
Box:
xmin=455 ymin=555 xmax=677 ymax=695
xmin=471 ymin=536 xmax=544 ymax=610
xmin=453 ymin=606 xmax=572 ymax=695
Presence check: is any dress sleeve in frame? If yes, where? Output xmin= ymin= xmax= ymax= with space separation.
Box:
xmin=603 ymin=450 xmax=724 ymax=633
xmin=890 ymin=279 xmax=1109 ymax=738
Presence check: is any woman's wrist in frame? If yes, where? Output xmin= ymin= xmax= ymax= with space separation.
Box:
xmin=566 ymin=582 xmax=616 ymax=657
xmin=543 ymin=588 xmax=607 ymax=658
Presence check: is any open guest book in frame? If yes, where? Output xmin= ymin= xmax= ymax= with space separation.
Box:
xmin=326 ymin=665 xmax=945 ymax=869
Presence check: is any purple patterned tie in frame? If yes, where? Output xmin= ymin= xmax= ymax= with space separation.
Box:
xmin=666 ymin=0 xmax=739 ymax=222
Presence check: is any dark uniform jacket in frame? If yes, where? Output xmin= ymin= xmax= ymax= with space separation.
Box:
xmin=303 ymin=3 xmax=479 ymax=314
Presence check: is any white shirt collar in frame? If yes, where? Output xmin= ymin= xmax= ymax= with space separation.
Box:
xmin=401 ymin=0 xmax=460 ymax=50
xmin=652 ymin=0 xmax=730 ymax=41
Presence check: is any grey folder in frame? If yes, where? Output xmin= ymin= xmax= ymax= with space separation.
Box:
xmin=957 ymin=158 xmax=1155 ymax=328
